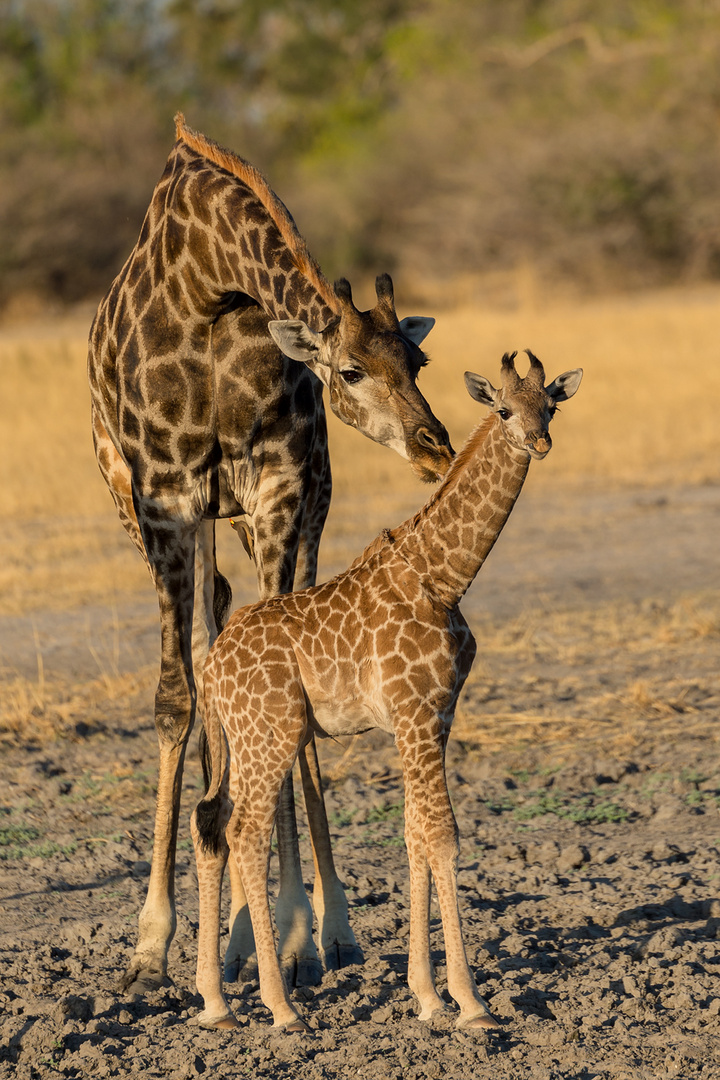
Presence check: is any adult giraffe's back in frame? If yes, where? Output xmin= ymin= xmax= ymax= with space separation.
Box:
xmin=87 ymin=115 xmax=453 ymax=993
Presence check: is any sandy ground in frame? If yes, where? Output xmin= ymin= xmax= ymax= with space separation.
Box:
xmin=1 ymin=479 xmax=719 ymax=1079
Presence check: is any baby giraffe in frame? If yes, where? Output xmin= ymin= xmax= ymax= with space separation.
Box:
xmin=192 ymin=351 xmax=583 ymax=1031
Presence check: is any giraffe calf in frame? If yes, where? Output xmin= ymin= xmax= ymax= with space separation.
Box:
xmin=191 ymin=352 xmax=582 ymax=1031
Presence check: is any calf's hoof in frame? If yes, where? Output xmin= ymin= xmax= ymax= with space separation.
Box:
xmin=195 ymin=1011 xmax=241 ymax=1031
xmin=119 ymin=959 xmax=167 ymax=997
xmin=456 ymin=1009 xmax=501 ymax=1031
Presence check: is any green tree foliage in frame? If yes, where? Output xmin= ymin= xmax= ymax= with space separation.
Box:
xmin=1 ymin=0 xmax=719 ymax=305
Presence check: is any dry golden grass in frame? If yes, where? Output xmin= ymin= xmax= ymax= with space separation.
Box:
xmin=1 ymin=285 xmax=718 ymax=752
xmin=452 ymin=589 xmax=720 ymax=760
xmin=0 ymin=665 xmax=156 ymax=744
xmin=2 ymin=284 xmax=719 ymax=523
xmin=328 ymin=282 xmax=720 ymax=498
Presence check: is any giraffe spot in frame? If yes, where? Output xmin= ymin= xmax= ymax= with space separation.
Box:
xmin=273 ymin=274 xmax=285 ymax=307
xmin=188 ymin=175 xmax=216 ymax=227
xmin=257 ymin=267 xmax=271 ymax=296
xmin=153 ymin=363 xmax=188 ymax=425
xmin=247 ymin=227 xmax=262 ymax=262
xmin=121 ymin=407 xmax=140 ymax=442
xmin=164 ymin=215 xmax=187 ymax=265
xmin=176 ymin=430 xmax=212 ymax=467
xmin=140 ymin=295 xmax=184 ymax=356
xmin=188 ymin=223 xmax=214 ymax=277
xmin=139 ymin=417 xmax=176 ymax=466
xmin=165 ymin=273 xmax=186 ymax=316
xmin=215 ymin=213 xmax=235 ymax=247
xmin=275 ymin=248 xmax=296 ymax=274
xmin=239 ymin=234 xmax=252 ymax=263
xmin=137 ymin=214 xmax=152 ymax=250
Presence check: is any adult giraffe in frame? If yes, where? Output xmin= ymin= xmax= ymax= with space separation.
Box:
xmin=88 ymin=115 xmax=453 ymax=994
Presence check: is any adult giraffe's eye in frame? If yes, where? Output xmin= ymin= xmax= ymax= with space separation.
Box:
xmin=340 ymin=369 xmax=365 ymax=385
xmin=497 ymin=408 xmax=512 ymax=420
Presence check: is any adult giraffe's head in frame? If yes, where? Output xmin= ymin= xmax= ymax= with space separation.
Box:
xmin=268 ymin=274 xmax=454 ymax=482
xmin=464 ymin=351 xmax=583 ymax=460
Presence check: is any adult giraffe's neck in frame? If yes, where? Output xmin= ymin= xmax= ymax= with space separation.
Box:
xmin=146 ymin=133 xmax=339 ymax=331
xmin=394 ymin=414 xmax=531 ymax=608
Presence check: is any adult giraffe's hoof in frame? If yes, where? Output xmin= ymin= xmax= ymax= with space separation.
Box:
xmin=455 ymin=1009 xmax=502 ymax=1031
xmin=322 ymin=942 xmax=365 ymax=971
xmin=280 ymin=955 xmax=323 ymax=987
xmin=223 ymin=955 xmax=258 ymax=984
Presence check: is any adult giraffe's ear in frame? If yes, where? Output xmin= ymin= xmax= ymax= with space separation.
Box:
xmin=268 ymin=319 xmax=319 ymax=361
xmin=398 ymin=316 xmax=435 ymax=346
xmin=546 ymin=368 xmax=583 ymax=403
xmin=464 ymin=371 xmax=499 ymax=407
xmin=268 ymin=319 xmax=333 ymax=386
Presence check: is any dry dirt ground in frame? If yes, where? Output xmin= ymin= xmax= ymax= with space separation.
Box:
xmin=1 ymin=478 xmax=719 ymax=1080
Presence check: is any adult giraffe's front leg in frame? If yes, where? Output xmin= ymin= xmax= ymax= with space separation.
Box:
xmin=298 ymin=741 xmax=363 ymax=970
xmin=291 ymin=449 xmax=363 ymax=970
xmin=120 ymin=510 xmax=199 ymax=994
xmin=223 ymin=468 xmax=322 ymax=987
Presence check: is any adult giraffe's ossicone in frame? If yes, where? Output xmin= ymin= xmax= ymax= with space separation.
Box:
xmin=87 ymin=114 xmax=452 ymax=995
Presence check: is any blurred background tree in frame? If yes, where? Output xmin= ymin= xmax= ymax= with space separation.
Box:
xmin=1 ymin=0 xmax=719 ymax=309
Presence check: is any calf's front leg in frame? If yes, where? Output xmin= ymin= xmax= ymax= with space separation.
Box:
xmin=397 ymin=728 xmax=499 ymax=1030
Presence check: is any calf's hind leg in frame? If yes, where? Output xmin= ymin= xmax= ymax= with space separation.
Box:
xmin=230 ymin=755 xmax=309 ymax=1030
xmin=191 ymin=796 xmax=239 ymax=1030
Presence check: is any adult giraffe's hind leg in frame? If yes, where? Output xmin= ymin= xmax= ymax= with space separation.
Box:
xmin=299 ymin=742 xmax=363 ymax=970
xmin=120 ymin=509 xmax=200 ymax=994
xmin=223 ymin=468 xmax=322 ymax=987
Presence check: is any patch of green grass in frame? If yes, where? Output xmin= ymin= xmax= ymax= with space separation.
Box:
xmin=366 ymin=802 xmax=404 ymax=823
xmin=509 ymin=791 xmax=629 ymax=825
xmin=680 ymin=767 xmax=708 ymax=787
xmin=509 ymin=768 xmax=532 ymax=785
xmin=65 ymin=768 xmax=156 ymax=803
xmin=0 ymin=823 xmax=78 ymax=860
xmin=330 ymin=808 xmax=357 ymax=827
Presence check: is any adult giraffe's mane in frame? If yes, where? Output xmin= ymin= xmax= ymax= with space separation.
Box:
xmin=174 ymin=113 xmax=339 ymax=313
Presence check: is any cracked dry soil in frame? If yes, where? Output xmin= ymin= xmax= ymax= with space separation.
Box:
xmin=2 ymin=483 xmax=720 ymax=1080
xmin=4 ymin=728 xmax=720 ymax=1080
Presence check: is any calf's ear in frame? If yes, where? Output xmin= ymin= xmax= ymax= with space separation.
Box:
xmin=546 ymin=368 xmax=583 ymax=403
